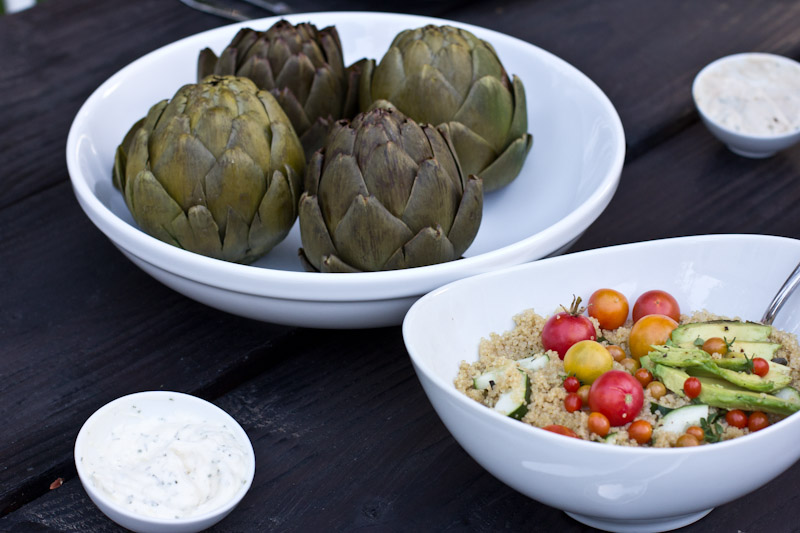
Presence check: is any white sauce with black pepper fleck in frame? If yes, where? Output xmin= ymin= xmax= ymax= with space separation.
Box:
xmin=81 ymin=403 xmax=251 ymax=519
xmin=694 ymin=54 xmax=800 ymax=136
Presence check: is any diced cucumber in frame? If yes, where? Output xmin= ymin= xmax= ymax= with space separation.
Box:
xmin=656 ymin=404 xmax=710 ymax=435
xmin=473 ymin=362 xmax=531 ymax=420
xmin=474 ymin=370 xmax=501 ymax=390
xmin=518 ymin=354 xmax=549 ymax=372
xmin=774 ymin=386 xmax=800 ymax=404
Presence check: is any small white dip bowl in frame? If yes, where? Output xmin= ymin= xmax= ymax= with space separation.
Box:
xmin=403 ymin=234 xmax=800 ymax=533
xmin=75 ymin=391 xmax=255 ymax=533
xmin=693 ymin=52 xmax=800 ymax=158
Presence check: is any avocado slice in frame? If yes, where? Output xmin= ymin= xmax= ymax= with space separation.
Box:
xmin=649 ymin=346 xmax=791 ymax=393
xmin=652 ymin=364 xmax=800 ymax=416
xmin=670 ymin=320 xmax=772 ymax=345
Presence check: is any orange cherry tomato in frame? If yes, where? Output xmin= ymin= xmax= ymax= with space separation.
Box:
xmin=634 ymin=368 xmax=653 ymax=387
xmin=675 ymin=434 xmax=700 ymax=447
xmin=588 ymin=289 xmax=629 ymax=330
xmin=702 ymin=337 xmax=728 ymax=356
xmin=628 ymin=419 xmax=653 ymax=444
xmin=646 ymin=381 xmax=667 ymax=399
xmin=619 ymin=358 xmax=640 ymax=374
xmin=543 ymin=424 xmax=578 ymax=438
xmin=629 ymin=314 xmax=679 ymax=361
xmin=588 ymin=412 xmax=611 ymax=437
xmin=606 ymin=345 xmax=627 ymax=362
xmin=632 ymin=290 xmax=681 ymax=323
xmin=685 ymin=426 xmax=705 ymax=442
xmin=577 ymin=384 xmax=591 ymax=405
xmin=748 ymin=412 xmax=770 ymax=432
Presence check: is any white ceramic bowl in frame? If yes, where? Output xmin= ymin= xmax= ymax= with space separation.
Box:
xmin=65 ymin=12 xmax=624 ymax=328
xmin=403 ymin=234 xmax=800 ymax=533
xmin=693 ymin=52 xmax=800 ymax=158
xmin=75 ymin=391 xmax=255 ymax=533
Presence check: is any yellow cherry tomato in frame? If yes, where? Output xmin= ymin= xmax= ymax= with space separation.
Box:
xmin=563 ymin=340 xmax=613 ymax=384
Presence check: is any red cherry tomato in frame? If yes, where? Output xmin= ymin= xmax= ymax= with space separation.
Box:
xmin=564 ymin=392 xmax=582 ymax=413
xmin=543 ymin=424 xmax=578 ymax=438
xmin=748 ymin=411 xmax=770 ymax=432
xmin=683 ymin=377 xmax=701 ymax=399
xmin=725 ymin=409 xmax=748 ymax=429
xmin=752 ymin=357 xmax=769 ymax=377
xmin=632 ymin=290 xmax=681 ymax=323
xmin=563 ymin=376 xmax=580 ymax=393
xmin=634 ymin=368 xmax=653 ymax=387
xmin=587 ymin=288 xmax=629 ymax=330
xmin=542 ymin=297 xmax=597 ymax=359
xmin=588 ymin=370 xmax=645 ymax=426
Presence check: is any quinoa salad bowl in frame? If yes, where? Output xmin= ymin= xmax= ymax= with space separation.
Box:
xmin=402 ymin=234 xmax=800 ymax=533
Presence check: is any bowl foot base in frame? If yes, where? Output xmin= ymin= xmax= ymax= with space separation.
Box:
xmin=565 ymin=507 xmax=713 ymax=532
xmin=727 ymin=145 xmax=776 ymax=158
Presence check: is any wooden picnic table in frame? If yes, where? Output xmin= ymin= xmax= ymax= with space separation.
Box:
xmin=3 ymin=0 xmax=800 ymax=530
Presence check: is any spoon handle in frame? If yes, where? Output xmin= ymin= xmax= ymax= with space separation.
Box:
xmin=761 ymin=260 xmax=800 ymax=325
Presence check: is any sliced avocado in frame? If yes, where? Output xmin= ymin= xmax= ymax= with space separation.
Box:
xmin=649 ymin=346 xmax=790 ymax=393
xmin=724 ymin=341 xmax=781 ymax=359
xmin=652 ymin=364 xmax=800 ymax=416
xmin=670 ymin=320 xmax=771 ymax=345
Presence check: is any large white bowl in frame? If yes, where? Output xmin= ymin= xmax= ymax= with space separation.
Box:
xmin=66 ymin=12 xmax=624 ymax=328
xmin=403 ymin=234 xmax=800 ymax=532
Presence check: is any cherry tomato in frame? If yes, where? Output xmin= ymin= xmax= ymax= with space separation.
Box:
xmin=752 ymin=357 xmax=769 ymax=377
xmin=628 ymin=419 xmax=653 ymax=445
xmin=629 ymin=314 xmax=679 ymax=361
xmin=748 ymin=411 xmax=770 ymax=432
xmin=563 ymin=340 xmax=613 ymax=384
xmin=606 ymin=345 xmax=627 ymax=362
xmin=563 ymin=376 xmax=580 ymax=393
xmin=588 ymin=412 xmax=611 ymax=437
xmin=646 ymin=381 xmax=667 ymax=400
xmin=725 ymin=409 xmax=748 ymax=429
xmin=619 ymin=357 xmax=640 ymax=374
xmin=543 ymin=424 xmax=578 ymax=438
xmin=589 ymin=370 xmax=645 ymax=426
xmin=541 ymin=297 xmax=597 ymax=359
xmin=685 ymin=426 xmax=705 ymax=442
xmin=564 ymin=392 xmax=582 ymax=413
xmin=587 ymin=289 xmax=629 ymax=330
xmin=632 ymin=290 xmax=681 ymax=323
xmin=683 ymin=377 xmax=701 ymax=399
xmin=701 ymin=337 xmax=728 ymax=356
xmin=675 ymin=434 xmax=700 ymax=447
xmin=634 ymin=368 xmax=653 ymax=387
xmin=577 ymin=384 xmax=591 ymax=405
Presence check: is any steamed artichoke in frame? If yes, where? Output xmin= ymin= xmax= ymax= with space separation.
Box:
xmin=298 ymin=107 xmax=483 ymax=273
xmin=198 ymin=21 xmax=361 ymax=159
xmin=360 ymin=25 xmax=532 ymax=192
xmin=112 ymin=75 xmax=305 ymax=264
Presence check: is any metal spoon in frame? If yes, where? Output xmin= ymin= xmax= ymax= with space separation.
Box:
xmin=180 ymin=0 xmax=292 ymax=21
xmin=761 ymin=260 xmax=800 ymax=325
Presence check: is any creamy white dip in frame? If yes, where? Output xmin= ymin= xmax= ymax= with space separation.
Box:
xmin=694 ymin=54 xmax=800 ymax=136
xmin=80 ymin=401 xmax=251 ymax=520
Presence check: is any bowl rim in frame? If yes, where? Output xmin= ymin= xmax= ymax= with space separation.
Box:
xmin=65 ymin=11 xmax=626 ymax=302
xmin=692 ymin=51 xmax=800 ymax=141
xmin=74 ymin=390 xmax=256 ymax=526
xmin=402 ymin=233 xmax=800 ymax=456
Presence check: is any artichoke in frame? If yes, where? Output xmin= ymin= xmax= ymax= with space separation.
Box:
xmin=198 ymin=21 xmax=361 ymax=160
xmin=298 ymin=107 xmax=483 ymax=273
xmin=360 ymin=25 xmax=532 ymax=192
xmin=112 ymin=75 xmax=305 ymax=264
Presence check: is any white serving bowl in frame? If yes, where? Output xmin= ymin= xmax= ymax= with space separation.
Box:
xmin=75 ymin=391 xmax=255 ymax=533
xmin=66 ymin=12 xmax=624 ymax=328
xmin=693 ymin=53 xmax=800 ymax=158
xmin=403 ymin=234 xmax=800 ymax=532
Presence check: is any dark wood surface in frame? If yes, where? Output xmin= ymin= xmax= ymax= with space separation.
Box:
xmin=2 ymin=0 xmax=800 ymax=531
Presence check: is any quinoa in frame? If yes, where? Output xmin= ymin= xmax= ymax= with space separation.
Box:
xmin=455 ymin=308 xmax=800 ymax=447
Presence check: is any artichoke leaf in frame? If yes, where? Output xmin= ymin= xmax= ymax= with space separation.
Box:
xmin=479 ymin=134 xmax=533 ymax=193
xmin=150 ymin=131 xmax=215 ymax=211
xmin=248 ymin=169 xmax=297 ymax=257
xmin=320 ymin=254 xmax=361 ymax=273
xmin=398 ymin=118 xmax=434 ymax=166
xmin=318 ymin=153 xmax=369 ymax=230
xmin=274 ymin=53 xmax=317 ymax=106
xmin=423 ymin=124 xmax=462 ymax=189
xmin=453 ymin=75 xmax=514 ymax=153
xmin=400 ymin=39 xmax=435 ymax=80
xmin=197 ymin=48 xmax=219 ymax=80
xmin=361 ymin=141 xmax=418 ymax=219
xmin=332 ymin=194 xmax=414 ymax=272
xmin=239 ymin=56 xmax=275 ymax=91
xmin=401 ymin=159 xmax=459 ymax=234
xmin=204 ymin=146 xmax=265 ymax=237
xmin=470 ymin=43 xmax=505 ymax=84
xmin=193 ymin=105 xmax=238 ymax=160
xmin=127 ymin=169 xmax=184 ymax=244
xmin=221 ymin=206 xmax=250 ymax=262
xmin=303 ymin=66 xmax=344 ymax=125
xmin=445 ymin=120 xmax=497 ymax=179
xmin=184 ymin=205 xmax=223 ymax=259
xmin=432 ymin=43 xmax=472 ymax=100
xmin=448 ymin=175 xmax=483 ymax=256
xmin=383 ymin=225 xmax=456 ymax=270
xmin=298 ymin=193 xmax=338 ymax=272
xmin=392 ymin=65 xmax=462 ymax=125
xmin=225 ymin=114 xmax=272 ymax=174
xmin=508 ymin=75 xmax=528 ymax=142
xmin=358 ymin=58 xmax=377 ymax=112
xmin=267 ymin=120 xmax=305 ymax=191
xmin=369 ymin=48 xmax=403 ymax=103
